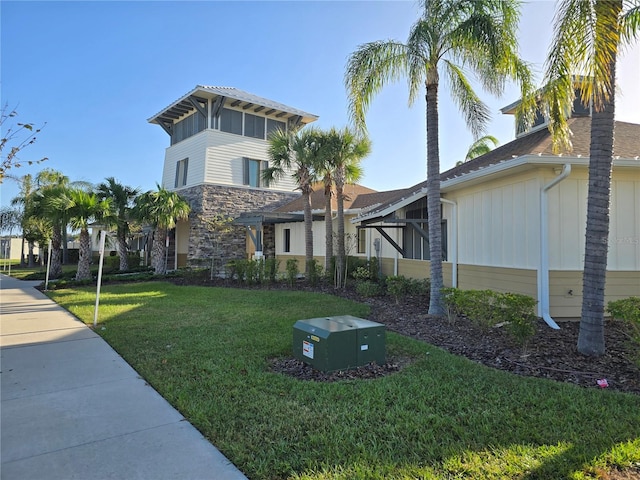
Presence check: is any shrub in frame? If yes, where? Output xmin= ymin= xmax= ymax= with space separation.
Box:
xmin=264 ymin=258 xmax=280 ymax=283
xmin=356 ymin=280 xmax=383 ymax=298
xmin=352 ymin=266 xmax=372 ymax=282
xmin=306 ymin=259 xmax=323 ymax=287
xmin=441 ymin=288 xmax=537 ymax=347
xmin=385 ymin=276 xmax=411 ymax=304
xmin=608 ymin=297 xmax=640 ymax=354
xmin=407 ymin=278 xmax=430 ymax=296
xmin=285 ymin=259 xmax=299 ymax=288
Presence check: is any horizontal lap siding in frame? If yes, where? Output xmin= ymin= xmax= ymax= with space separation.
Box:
xmin=163 ymin=132 xmax=207 ymax=189
xmin=204 ymin=131 xmax=296 ymax=191
xmin=458 ymin=264 xmax=538 ymax=298
xmin=549 ymin=270 xmax=640 ymax=318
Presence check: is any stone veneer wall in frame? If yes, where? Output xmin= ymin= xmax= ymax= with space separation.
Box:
xmin=178 ymin=184 xmax=299 ymax=267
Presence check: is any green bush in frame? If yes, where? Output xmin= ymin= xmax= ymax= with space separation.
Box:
xmin=264 ymin=258 xmax=280 ymax=283
xmin=352 ymin=266 xmax=373 ymax=282
xmin=441 ymin=288 xmax=537 ymax=347
xmin=306 ymin=259 xmax=323 ymax=287
xmin=385 ymin=276 xmax=410 ymax=304
xmin=356 ymin=280 xmax=383 ymax=297
xmin=608 ymin=297 xmax=640 ymax=352
xmin=285 ymin=259 xmax=299 ymax=288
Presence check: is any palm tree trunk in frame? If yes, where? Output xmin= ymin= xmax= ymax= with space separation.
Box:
xmin=303 ymin=190 xmax=313 ymax=275
xmin=324 ymin=181 xmax=333 ymax=273
xmin=152 ymin=226 xmax=167 ymax=275
xmin=577 ymin=56 xmax=617 ymax=356
xmin=76 ymin=228 xmax=92 ymax=280
xmin=335 ymin=169 xmax=346 ymax=288
xmin=50 ymin=225 xmax=63 ymax=278
xmin=426 ymin=81 xmax=445 ymax=316
xmin=20 ymin=235 xmax=26 ymax=266
xmin=27 ymin=241 xmax=35 ymax=267
xmin=118 ymin=230 xmax=129 ymax=271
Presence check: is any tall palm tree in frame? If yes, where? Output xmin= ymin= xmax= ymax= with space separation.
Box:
xmin=346 ymin=0 xmax=534 ymax=315
xmin=464 ymin=135 xmax=499 ymax=162
xmin=263 ymin=127 xmax=321 ymax=274
xmin=324 ymin=127 xmax=371 ymax=288
xmin=51 ymin=188 xmax=111 ymax=280
xmin=544 ymin=0 xmax=639 ymax=356
xmin=134 ymin=185 xmax=191 ymax=275
xmin=96 ymin=177 xmax=140 ymax=271
xmin=314 ymin=133 xmax=336 ymax=273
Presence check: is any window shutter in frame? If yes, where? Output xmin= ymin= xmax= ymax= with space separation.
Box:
xmin=243 ymin=157 xmax=249 ymax=185
xmin=182 ymin=158 xmax=189 ymax=186
xmin=174 ymin=161 xmax=180 ymax=188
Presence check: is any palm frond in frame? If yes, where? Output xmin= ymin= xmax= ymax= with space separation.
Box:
xmin=345 ymin=40 xmax=411 ymax=131
xmin=444 ymin=60 xmax=490 ymax=138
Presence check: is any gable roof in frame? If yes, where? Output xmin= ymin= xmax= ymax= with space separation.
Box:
xmin=274 ymin=183 xmax=400 ymax=213
xmin=354 ymin=118 xmax=640 ymax=222
xmin=148 ymin=85 xmax=319 ymax=126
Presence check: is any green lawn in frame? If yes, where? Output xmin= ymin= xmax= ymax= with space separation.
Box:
xmin=48 ymin=282 xmax=640 ymax=480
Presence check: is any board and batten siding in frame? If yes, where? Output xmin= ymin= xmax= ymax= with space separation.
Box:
xmin=547 ymin=166 xmax=640 ymax=270
xmin=162 ymin=130 xmax=297 ymax=192
xmin=449 ymin=170 xmax=542 ymax=269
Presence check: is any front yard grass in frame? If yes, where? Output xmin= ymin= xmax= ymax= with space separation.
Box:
xmin=48 ymin=282 xmax=640 ymax=480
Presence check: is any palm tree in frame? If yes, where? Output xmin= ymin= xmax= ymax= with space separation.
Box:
xmin=346 ymin=0 xmax=534 ymax=315
xmin=11 ymin=174 xmax=36 ymax=266
xmin=51 ymin=188 xmax=111 ymax=280
xmin=544 ymin=0 xmax=639 ymax=356
xmin=32 ymin=169 xmax=71 ymax=278
xmin=263 ymin=127 xmax=321 ymax=274
xmin=134 ymin=185 xmax=191 ymax=275
xmin=314 ymin=134 xmax=336 ymax=274
xmin=463 ymin=135 xmax=499 ymax=162
xmin=96 ymin=177 xmax=140 ymax=271
xmin=324 ymin=127 xmax=371 ymax=288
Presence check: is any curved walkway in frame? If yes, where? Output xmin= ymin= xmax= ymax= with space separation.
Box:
xmin=0 ymin=274 xmax=247 ymax=480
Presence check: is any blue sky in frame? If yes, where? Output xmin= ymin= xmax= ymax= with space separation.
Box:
xmin=1 ymin=1 xmax=639 ymax=206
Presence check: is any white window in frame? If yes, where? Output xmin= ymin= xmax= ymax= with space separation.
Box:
xmin=243 ymin=158 xmax=267 ymax=188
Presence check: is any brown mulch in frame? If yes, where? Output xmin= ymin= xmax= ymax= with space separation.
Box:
xmin=171 ymin=276 xmax=640 ymax=395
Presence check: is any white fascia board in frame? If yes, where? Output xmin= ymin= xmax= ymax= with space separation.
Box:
xmin=351 ymin=188 xmax=428 ymax=224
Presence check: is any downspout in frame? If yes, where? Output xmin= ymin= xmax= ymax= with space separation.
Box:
xmin=440 ymin=198 xmax=457 ymax=288
xmin=539 ymin=164 xmax=571 ymax=329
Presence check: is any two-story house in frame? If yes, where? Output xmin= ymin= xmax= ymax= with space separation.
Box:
xmin=148 ymin=86 xmax=318 ymax=268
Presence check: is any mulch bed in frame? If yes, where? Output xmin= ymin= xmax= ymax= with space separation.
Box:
xmin=173 ymin=277 xmax=640 ymax=395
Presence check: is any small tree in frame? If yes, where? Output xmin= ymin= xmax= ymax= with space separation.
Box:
xmin=0 ymin=104 xmax=47 ymax=182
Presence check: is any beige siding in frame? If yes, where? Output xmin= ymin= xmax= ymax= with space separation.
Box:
xmin=162 ymin=131 xmax=208 ymax=189
xmin=275 ymin=254 xmax=324 ymax=273
xmin=162 ymin=129 xmax=297 ymax=192
xmin=457 ymin=264 xmax=538 ymax=298
xmin=549 ymin=270 xmax=640 ymax=318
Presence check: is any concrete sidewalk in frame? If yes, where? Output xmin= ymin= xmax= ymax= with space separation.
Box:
xmin=0 ymin=274 xmax=248 ymax=480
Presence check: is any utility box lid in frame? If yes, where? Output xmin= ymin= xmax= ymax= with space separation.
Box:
xmin=292 ymin=316 xmax=385 ymax=372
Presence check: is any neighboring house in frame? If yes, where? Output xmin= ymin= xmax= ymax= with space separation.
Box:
xmin=352 ymin=110 xmax=640 ymax=321
xmin=236 ymin=183 xmax=408 ymax=267
xmin=0 ymin=237 xmax=40 ymax=262
xmin=148 ymin=86 xmax=318 ymax=268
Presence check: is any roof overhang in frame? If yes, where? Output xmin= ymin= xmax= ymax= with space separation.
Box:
xmin=353 ymin=155 xmax=640 ymax=224
xmin=148 ymin=85 xmax=319 ymax=127
xmin=234 ymin=212 xmax=324 ymax=226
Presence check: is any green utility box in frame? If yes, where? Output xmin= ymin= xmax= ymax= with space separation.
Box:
xmin=292 ymin=315 xmax=385 ymax=372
